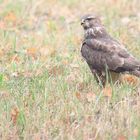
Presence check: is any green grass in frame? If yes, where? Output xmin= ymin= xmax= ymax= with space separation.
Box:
xmin=0 ymin=0 xmax=140 ymax=139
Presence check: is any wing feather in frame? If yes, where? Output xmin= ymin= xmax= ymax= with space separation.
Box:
xmin=81 ymin=38 xmax=140 ymax=73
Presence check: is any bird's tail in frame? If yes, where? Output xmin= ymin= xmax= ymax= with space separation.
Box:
xmin=131 ymin=70 xmax=140 ymax=77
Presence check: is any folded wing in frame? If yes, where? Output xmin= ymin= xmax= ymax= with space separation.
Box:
xmin=81 ymin=37 xmax=140 ymax=75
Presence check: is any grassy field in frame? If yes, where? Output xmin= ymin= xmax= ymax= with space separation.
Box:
xmin=0 ymin=0 xmax=140 ymax=139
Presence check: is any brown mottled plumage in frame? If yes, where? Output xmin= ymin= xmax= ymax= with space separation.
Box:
xmin=81 ymin=14 xmax=140 ymax=86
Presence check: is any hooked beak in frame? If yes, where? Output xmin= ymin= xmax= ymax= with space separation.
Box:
xmin=81 ymin=19 xmax=85 ymax=25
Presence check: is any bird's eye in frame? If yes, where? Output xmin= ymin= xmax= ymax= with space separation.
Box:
xmin=86 ymin=18 xmax=93 ymax=21
xmin=84 ymin=19 xmax=91 ymax=23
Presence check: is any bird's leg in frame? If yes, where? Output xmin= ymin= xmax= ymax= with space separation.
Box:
xmin=88 ymin=64 xmax=106 ymax=87
xmin=89 ymin=64 xmax=112 ymax=96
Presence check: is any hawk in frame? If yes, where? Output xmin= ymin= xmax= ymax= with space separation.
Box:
xmin=81 ymin=14 xmax=140 ymax=87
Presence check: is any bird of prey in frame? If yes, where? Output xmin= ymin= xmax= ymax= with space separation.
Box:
xmin=81 ymin=14 xmax=140 ymax=87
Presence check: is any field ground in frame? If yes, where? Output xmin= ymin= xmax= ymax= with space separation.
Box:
xmin=0 ymin=0 xmax=140 ymax=139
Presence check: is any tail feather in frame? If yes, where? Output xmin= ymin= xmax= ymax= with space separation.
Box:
xmin=131 ymin=70 xmax=140 ymax=77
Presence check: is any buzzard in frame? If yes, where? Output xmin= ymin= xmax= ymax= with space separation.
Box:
xmin=81 ymin=14 xmax=140 ymax=87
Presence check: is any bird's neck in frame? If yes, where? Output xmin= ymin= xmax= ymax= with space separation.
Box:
xmin=84 ymin=26 xmax=107 ymax=38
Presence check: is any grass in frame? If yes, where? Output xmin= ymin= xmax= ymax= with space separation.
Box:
xmin=0 ymin=0 xmax=140 ymax=139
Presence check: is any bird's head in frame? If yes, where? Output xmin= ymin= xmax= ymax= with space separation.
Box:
xmin=81 ymin=14 xmax=101 ymax=30
xmin=81 ymin=14 xmax=105 ymax=37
